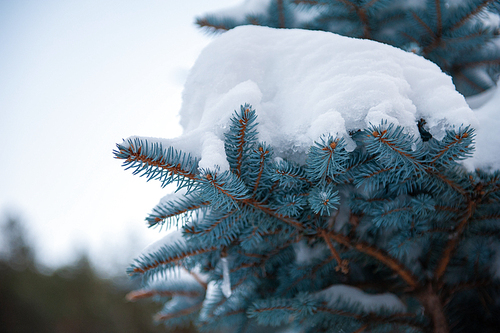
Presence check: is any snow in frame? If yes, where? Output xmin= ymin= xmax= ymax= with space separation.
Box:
xmin=221 ymin=257 xmax=232 ymax=298
xmin=293 ymin=240 xmax=327 ymax=265
xmin=125 ymin=25 xmax=479 ymax=172
xmin=464 ymin=87 xmax=500 ymax=170
xmin=318 ymin=285 xmax=406 ymax=314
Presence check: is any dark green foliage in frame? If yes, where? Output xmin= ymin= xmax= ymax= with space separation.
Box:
xmin=196 ymin=0 xmax=500 ymax=97
xmin=0 ymin=217 xmax=195 ymax=333
xmin=115 ymin=105 xmax=500 ymax=333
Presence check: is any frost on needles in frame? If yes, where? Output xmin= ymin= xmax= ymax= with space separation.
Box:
xmin=115 ymin=27 xmax=499 ymax=333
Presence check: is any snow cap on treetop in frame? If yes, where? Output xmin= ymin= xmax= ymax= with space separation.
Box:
xmin=134 ymin=26 xmax=478 ymax=172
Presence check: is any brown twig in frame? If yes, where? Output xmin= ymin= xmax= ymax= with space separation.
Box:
xmin=324 ymin=231 xmax=420 ymax=290
xmin=434 ymin=200 xmax=476 ymax=283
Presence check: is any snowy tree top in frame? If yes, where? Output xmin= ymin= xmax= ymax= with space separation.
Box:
xmin=128 ymin=26 xmax=477 ymax=171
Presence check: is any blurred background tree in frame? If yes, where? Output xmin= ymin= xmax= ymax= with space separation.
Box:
xmin=0 ymin=214 xmax=197 ymax=333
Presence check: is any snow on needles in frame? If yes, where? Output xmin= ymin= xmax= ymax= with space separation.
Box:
xmin=317 ymin=285 xmax=406 ymax=314
xmin=128 ymin=25 xmax=478 ymax=172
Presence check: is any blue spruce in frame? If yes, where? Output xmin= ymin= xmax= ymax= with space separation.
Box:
xmin=115 ymin=2 xmax=500 ymax=333
xmin=115 ymin=104 xmax=499 ymax=333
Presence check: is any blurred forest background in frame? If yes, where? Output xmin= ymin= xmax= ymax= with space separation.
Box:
xmin=0 ymin=214 xmax=196 ymax=333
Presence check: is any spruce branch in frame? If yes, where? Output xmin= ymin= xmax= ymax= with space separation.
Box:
xmin=450 ymin=0 xmax=497 ymax=31
xmin=307 ymin=135 xmax=349 ymax=181
xmin=155 ymin=303 xmax=202 ymax=321
xmin=321 ymin=229 xmax=349 ymax=274
xmin=146 ymin=195 xmax=209 ymax=228
xmin=181 ymin=265 xmax=208 ymax=290
xmin=126 ymin=289 xmax=202 ymax=301
xmin=434 ymin=199 xmax=477 ymax=283
xmin=428 ymin=128 xmax=474 ymax=167
xmin=195 ymin=17 xmax=231 ymax=33
xmin=277 ymin=0 xmax=286 ymax=28
xmin=352 ymin=324 xmax=369 ymax=333
xmin=120 ymin=104 xmax=499 ymax=332
xmin=114 ymin=138 xmax=198 ymax=188
xmin=249 ymin=299 xmax=423 ymax=330
xmin=184 ymin=209 xmax=238 ymax=237
xmin=199 ymin=170 xmax=250 ymax=210
xmin=324 ymin=230 xmax=420 ymax=289
xmin=293 ymin=0 xmax=320 ymax=5
xmin=250 ymin=144 xmax=272 ymax=194
xmin=243 ymin=198 xmax=304 ymax=230
xmin=365 ymin=123 xmax=426 ymax=176
xmin=128 ymin=246 xmax=218 ymax=276
xmin=417 ymin=283 xmax=449 ymax=333
xmin=225 ymin=104 xmax=258 ymax=177
xmin=279 ymin=255 xmax=338 ymax=296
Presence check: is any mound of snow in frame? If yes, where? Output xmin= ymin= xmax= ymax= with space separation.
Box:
xmin=129 ymin=26 xmax=478 ymax=171
xmin=465 ymin=88 xmax=500 ymax=170
xmin=318 ymin=285 xmax=406 ymax=313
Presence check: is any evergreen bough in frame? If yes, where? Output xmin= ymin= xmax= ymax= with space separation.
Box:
xmin=115 ymin=105 xmax=500 ymax=333
xmin=196 ymin=0 xmax=500 ymax=97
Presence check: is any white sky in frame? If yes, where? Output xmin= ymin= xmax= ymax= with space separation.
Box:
xmin=0 ymin=0 xmax=239 ymax=272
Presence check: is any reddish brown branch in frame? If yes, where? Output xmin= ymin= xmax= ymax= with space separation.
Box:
xmin=411 ymin=12 xmax=436 ymax=39
xmin=253 ymin=147 xmax=270 ymax=194
xmin=181 ymin=266 xmax=208 ymax=290
xmin=324 ymin=231 xmax=420 ymax=289
xmin=373 ymin=131 xmax=421 ymax=163
xmin=277 ymin=0 xmax=286 ymax=28
xmin=244 ymin=199 xmax=304 ymax=229
xmin=417 ymin=283 xmax=449 ymax=333
xmin=126 ymin=289 xmax=201 ymax=301
xmin=232 ymin=237 xmax=301 ymax=274
xmin=155 ymin=303 xmax=202 ymax=321
xmin=380 ymin=207 xmax=411 ymax=217
xmin=274 ymin=169 xmax=312 ymax=185
xmin=358 ymin=9 xmax=371 ymax=39
xmin=132 ymin=246 xmax=217 ymax=274
xmin=205 ymin=173 xmax=243 ymax=203
xmin=434 ymin=200 xmax=477 ymax=282
xmin=235 ymin=107 xmax=251 ymax=175
xmin=196 ymin=18 xmax=229 ymax=32
xmin=120 ymin=146 xmax=198 ymax=181
xmin=435 ymin=0 xmax=442 ymax=37
xmin=352 ymin=324 xmax=369 ymax=333
xmin=321 ymin=230 xmax=349 ymax=274
xmin=429 ymin=133 xmax=468 ymax=165
xmin=364 ymin=0 xmax=381 ymax=9
xmin=451 ymin=0 xmax=496 ymax=31
xmin=429 ymin=171 xmax=467 ymax=196
xmin=293 ymin=0 xmax=320 ymax=4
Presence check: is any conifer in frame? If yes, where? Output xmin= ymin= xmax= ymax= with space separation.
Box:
xmin=116 ymin=2 xmax=500 ymax=332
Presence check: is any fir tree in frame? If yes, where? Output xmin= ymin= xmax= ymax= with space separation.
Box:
xmin=116 ymin=105 xmax=499 ymax=333
xmin=115 ymin=2 xmax=500 ymax=333
xmin=196 ymin=0 xmax=500 ymax=97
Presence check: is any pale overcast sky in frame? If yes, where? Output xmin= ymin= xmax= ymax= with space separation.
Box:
xmin=0 ymin=0 xmax=239 ymax=271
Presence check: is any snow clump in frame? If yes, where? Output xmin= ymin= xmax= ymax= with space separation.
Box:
xmin=127 ymin=25 xmax=478 ymax=171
